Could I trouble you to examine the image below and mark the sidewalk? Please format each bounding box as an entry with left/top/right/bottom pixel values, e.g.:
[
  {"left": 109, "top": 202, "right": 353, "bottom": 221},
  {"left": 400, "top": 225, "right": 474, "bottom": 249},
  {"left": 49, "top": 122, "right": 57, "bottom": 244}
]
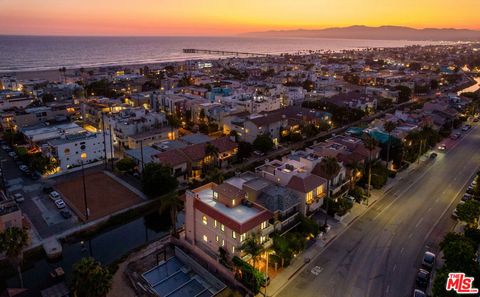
[{"left": 263, "top": 154, "right": 431, "bottom": 297}]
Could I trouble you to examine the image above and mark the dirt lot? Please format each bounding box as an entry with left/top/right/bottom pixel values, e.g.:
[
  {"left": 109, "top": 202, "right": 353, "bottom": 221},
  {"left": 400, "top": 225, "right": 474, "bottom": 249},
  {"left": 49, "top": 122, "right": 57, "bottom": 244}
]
[{"left": 55, "top": 171, "right": 143, "bottom": 221}]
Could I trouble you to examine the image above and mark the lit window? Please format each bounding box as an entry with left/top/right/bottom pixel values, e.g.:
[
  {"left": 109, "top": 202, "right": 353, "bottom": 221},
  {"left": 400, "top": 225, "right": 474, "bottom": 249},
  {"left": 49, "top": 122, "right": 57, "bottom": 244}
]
[
  {"left": 232, "top": 246, "right": 235, "bottom": 253},
  {"left": 221, "top": 239, "right": 225, "bottom": 247},
  {"left": 202, "top": 215, "right": 208, "bottom": 225},
  {"left": 214, "top": 220, "right": 217, "bottom": 228},
  {"left": 232, "top": 199, "right": 236, "bottom": 206},
  {"left": 203, "top": 235, "right": 208, "bottom": 242},
  {"left": 232, "top": 231, "right": 237, "bottom": 239},
  {"left": 260, "top": 236, "right": 266, "bottom": 243},
  {"left": 261, "top": 221, "right": 268, "bottom": 230},
  {"left": 306, "top": 191, "right": 313, "bottom": 204},
  {"left": 213, "top": 192, "right": 218, "bottom": 199},
  {"left": 240, "top": 233, "right": 246, "bottom": 242},
  {"left": 216, "top": 235, "right": 219, "bottom": 242},
  {"left": 221, "top": 224, "right": 225, "bottom": 232}
]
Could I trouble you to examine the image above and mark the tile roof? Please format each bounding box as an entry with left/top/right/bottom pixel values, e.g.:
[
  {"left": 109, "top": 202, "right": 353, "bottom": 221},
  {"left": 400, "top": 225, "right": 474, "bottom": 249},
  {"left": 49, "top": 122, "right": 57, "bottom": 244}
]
[{"left": 286, "top": 174, "right": 327, "bottom": 193}]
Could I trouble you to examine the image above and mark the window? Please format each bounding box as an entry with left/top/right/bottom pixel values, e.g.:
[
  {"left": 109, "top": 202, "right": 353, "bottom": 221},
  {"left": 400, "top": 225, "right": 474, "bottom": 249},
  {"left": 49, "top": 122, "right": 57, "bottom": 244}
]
[
  {"left": 306, "top": 191, "right": 313, "bottom": 204},
  {"left": 213, "top": 192, "right": 218, "bottom": 200},
  {"left": 64, "top": 148, "right": 70, "bottom": 155},
  {"left": 232, "top": 231, "right": 237, "bottom": 239},
  {"left": 214, "top": 220, "right": 217, "bottom": 228},
  {"left": 203, "top": 235, "right": 208, "bottom": 242},
  {"left": 221, "top": 239, "right": 225, "bottom": 247},
  {"left": 261, "top": 221, "right": 268, "bottom": 230},
  {"left": 232, "top": 246, "right": 235, "bottom": 253},
  {"left": 202, "top": 215, "right": 207, "bottom": 225},
  {"left": 260, "top": 235, "right": 266, "bottom": 244},
  {"left": 216, "top": 235, "right": 219, "bottom": 242},
  {"left": 232, "top": 199, "right": 236, "bottom": 206},
  {"left": 221, "top": 224, "right": 225, "bottom": 232},
  {"left": 240, "top": 233, "right": 246, "bottom": 242}
]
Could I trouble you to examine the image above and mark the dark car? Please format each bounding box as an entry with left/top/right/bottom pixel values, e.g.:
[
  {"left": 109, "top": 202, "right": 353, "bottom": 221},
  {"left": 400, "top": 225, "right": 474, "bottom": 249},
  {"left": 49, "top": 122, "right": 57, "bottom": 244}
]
[
  {"left": 43, "top": 186, "right": 54, "bottom": 194},
  {"left": 60, "top": 210, "right": 72, "bottom": 219},
  {"left": 422, "top": 251, "right": 436, "bottom": 270},
  {"left": 30, "top": 172, "right": 41, "bottom": 180},
  {"left": 413, "top": 289, "right": 426, "bottom": 297},
  {"left": 429, "top": 152, "right": 437, "bottom": 159},
  {"left": 416, "top": 269, "right": 430, "bottom": 288}
]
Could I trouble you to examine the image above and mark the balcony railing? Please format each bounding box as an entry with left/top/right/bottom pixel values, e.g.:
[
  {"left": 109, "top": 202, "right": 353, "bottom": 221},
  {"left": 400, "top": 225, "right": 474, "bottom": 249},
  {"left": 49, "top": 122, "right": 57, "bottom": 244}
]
[
  {"left": 261, "top": 224, "right": 274, "bottom": 236},
  {"left": 262, "top": 239, "right": 273, "bottom": 249}
]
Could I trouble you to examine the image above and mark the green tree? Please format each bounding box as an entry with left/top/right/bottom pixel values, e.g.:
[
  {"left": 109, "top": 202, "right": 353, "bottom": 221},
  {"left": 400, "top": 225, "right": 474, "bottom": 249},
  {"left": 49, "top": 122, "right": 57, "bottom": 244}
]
[
  {"left": 236, "top": 141, "right": 253, "bottom": 162},
  {"left": 440, "top": 232, "right": 477, "bottom": 273},
  {"left": 383, "top": 121, "right": 397, "bottom": 169},
  {"left": 205, "top": 167, "right": 225, "bottom": 184},
  {"left": 204, "top": 142, "right": 219, "bottom": 171},
  {"left": 159, "top": 193, "right": 183, "bottom": 237},
  {"left": 115, "top": 157, "right": 136, "bottom": 173},
  {"left": 272, "top": 235, "right": 292, "bottom": 267},
  {"left": 141, "top": 163, "right": 178, "bottom": 198},
  {"left": 395, "top": 85, "right": 412, "bottom": 103},
  {"left": 362, "top": 134, "right": 378, "bottom": 201},
  {"left": 318, "top": 156, "right": 340, "bottom": 225},
  {"left": 240, "top": 235, "right": 264, "bottom": 268},
  {"left": 70, "top": 257, "right": 112, "bottom": 297},
  {"left": 253, "top": 134, "right": 274, "bottom": 153},
  {"left": 0, "top": 227, "right": 29, "bottom": 288},
  {"left": 456, "top": 200, "right": 480, "bottom": 227}
]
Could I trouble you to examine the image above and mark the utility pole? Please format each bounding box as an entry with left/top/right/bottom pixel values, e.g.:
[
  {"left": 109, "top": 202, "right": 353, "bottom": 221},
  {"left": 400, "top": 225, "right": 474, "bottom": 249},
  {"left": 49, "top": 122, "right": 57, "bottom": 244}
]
[{"left": 101, "top": 112, "right": 107, "bottom": 169}]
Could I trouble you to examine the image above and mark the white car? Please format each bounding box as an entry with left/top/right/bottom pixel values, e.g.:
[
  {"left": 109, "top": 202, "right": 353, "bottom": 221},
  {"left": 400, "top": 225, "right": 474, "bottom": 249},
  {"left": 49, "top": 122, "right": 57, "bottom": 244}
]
[
  {"left": 49, "top": 191, "right": 61, "bottom": 201},
  {"left": 54, "top": 199, "right": 66, "bottom": 209},
  {"left": 19, "top": 165, "right": 29, "bottom": 172},
  {"left": 13, "top": 193, "right": 24, "bottom": 203}
]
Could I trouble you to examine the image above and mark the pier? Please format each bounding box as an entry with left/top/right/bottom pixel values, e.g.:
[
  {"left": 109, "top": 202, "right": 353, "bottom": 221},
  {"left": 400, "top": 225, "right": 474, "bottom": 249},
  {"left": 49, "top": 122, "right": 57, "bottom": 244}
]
[{"left": 183, "top": 48, "right": 273, "bottom": 57}]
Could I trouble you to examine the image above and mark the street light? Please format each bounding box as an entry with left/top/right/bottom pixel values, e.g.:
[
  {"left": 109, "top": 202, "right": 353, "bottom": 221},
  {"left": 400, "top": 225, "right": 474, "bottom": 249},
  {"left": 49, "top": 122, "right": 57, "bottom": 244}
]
[{"left": 80, "top": 152, "right": 89, "bottom": 221}]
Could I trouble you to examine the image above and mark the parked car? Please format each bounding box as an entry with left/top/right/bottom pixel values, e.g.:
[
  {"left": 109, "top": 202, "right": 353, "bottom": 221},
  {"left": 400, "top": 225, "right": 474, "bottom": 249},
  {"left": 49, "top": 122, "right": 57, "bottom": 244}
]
[
  {"left": 13, "top": 193, "right": 25, "bottom": 203},
  {"left": 429, "top": 152, "right": 437, "bottom": 159},
  {"left": 54, "top": 199, "right": 66, "bottom": 209},
  {"left": 462, "top": 125, "right": 471, "bottom": 131},
  {"left": 413, "top": 289, "right": 426, "bottom": 297},
  {"left": 29, "top": 172, "right": 41, "bottom": 180},
  {"left": 462, "top": 193, "right": 474, "bottom": 201},
  {"left": 450, "top": 133, "right": 460, "bottom": 140},
  {"left": 60, "top": 210, "right": 72, "bottom": 219},
  {"left": 473, "top": 118, "right": 479, "bottom": 122},
  {"left": 253, "top": 150, "right": 265, "bottom": 157},
  {"left": 452, "top": 208, "right": 459, "bottom": 219},
  {"left": 8, "top": 151, "right": 17, "bottom": 158},
  {"left": 466, "top": 186, "right": 475, "bottom": 195},
  {"left": 19, "top": 165, "right": 29, "bottom": 172},
  {"left": 416, "top": 269, "right": 430, "bottom": 288},
  {"left": 49, "top": 191, "right": 61, "bottom": 201},
  {"left": 43, "top": 186, "right": 54, "bottom": 194},
  {"left": 1, "top": 145, "right": 11, "bottom": 151},
  {"left": 345, "top": 195, "right": 356, "bottom": 203},
  {"left": 422, "top": 251, "right": 436, "bottom": 270}
]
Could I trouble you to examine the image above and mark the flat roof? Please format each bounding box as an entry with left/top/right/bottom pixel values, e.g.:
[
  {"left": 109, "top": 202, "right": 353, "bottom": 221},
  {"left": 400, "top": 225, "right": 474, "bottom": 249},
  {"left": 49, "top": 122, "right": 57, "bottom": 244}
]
[{"left": 197, "top": 188, "right": 260, "bottom": 224}]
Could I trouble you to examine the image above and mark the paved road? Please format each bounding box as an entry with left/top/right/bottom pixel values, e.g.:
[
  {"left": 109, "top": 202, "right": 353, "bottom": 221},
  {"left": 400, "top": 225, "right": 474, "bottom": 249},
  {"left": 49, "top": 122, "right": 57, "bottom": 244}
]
[{"left": 277, "top": 125, "right": 480, "bottom": 297}]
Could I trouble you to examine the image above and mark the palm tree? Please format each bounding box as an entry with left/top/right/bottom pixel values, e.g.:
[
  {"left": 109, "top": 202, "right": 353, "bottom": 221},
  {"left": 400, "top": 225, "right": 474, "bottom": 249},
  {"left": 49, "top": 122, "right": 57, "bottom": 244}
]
[
  {"left": 363, "top": 134, "right": 378, "bottom": 204},
  {"left": 318, "top": 156, "right": 341, "bottom": 226},
  {"left": 346, "top": 161, "right": 363, "bottom": 189},
  {"left": 205, "top": 167, "right": 225, "bottom": 184},
  {"left": 204, "top": 142, "right": 219, "bottom": 171},
  {"left": 240, "top": 235, "right": 263, "bottom": 269},
  {"left": 70, "top": 257, "right": 112, "bottom": 297},
  {"left": 383, "top": 121, "right": 397, "bottom": 169},
  {"left": 0, "top": 227, "right": 29, "bottom": 288},
  {"left": 58, "top": 67, "right": 66, "bottom": 83},
  {"left": 159, "top": 193, "right": 183, "bottom": 237}
]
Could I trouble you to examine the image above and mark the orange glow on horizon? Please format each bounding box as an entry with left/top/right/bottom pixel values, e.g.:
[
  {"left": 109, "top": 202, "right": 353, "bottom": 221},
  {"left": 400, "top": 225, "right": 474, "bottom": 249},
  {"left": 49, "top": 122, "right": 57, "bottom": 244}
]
[{"left": 1, "top": 0, "right": 480, "bottom": 36}]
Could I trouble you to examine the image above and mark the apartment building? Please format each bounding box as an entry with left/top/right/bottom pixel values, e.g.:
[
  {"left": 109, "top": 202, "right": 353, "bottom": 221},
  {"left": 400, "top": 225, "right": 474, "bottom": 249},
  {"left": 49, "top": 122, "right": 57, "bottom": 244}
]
[{"left": 185, "top": 182, "right": 273, "bottom": 258}]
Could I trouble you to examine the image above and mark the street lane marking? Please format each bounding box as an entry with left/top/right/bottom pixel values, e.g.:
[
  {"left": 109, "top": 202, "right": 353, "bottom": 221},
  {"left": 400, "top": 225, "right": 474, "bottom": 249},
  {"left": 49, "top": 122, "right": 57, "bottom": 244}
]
[
  {"left": 415, "top": 218, "right": 424, "bottom": 228},
  {"left": 427, "top": 207, "right": 432, "bottom": 212},
  {"left": 311, "top": 266, "right": 323, "bottom": 276},
  {"left": 409, "top": 233, "right": 413, "bottom": 239},
  {"left": 386, "top": 285, "right": 390, "bottom": 295},
  {"left": 393, "top": 264, "right": 397, "bottom": 272},
  {"left": 400, "top": 247, "right": 405, "bottom": 254}
]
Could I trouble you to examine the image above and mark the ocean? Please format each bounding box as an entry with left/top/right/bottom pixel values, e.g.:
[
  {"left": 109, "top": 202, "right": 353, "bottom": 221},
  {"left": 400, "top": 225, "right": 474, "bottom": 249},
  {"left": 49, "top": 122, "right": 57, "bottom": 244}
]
[{"left": 0, "top": 35, "right": 442, "bottom": 73}]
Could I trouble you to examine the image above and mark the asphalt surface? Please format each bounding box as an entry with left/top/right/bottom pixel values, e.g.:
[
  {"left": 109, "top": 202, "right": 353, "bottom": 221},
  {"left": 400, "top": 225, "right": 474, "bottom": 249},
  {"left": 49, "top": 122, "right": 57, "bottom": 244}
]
[
  {"left": 0, "top": 146, "right": 78, "bottom": 238},
  {"left": 276, "top": 125, "right": 480, "bottom": 297}
]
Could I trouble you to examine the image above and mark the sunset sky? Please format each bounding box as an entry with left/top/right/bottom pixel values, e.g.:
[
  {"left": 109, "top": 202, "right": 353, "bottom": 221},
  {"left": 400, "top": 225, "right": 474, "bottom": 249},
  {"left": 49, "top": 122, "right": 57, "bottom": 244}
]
[{"left": 1, "top": 0, "right": 480, "bottom": 36}]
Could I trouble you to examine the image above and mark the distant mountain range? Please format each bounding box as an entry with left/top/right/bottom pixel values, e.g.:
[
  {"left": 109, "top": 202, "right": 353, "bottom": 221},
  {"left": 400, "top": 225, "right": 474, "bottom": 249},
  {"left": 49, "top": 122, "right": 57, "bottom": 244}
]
[{"left": 242, "top": 25, "right": 480, "bottom": 41}]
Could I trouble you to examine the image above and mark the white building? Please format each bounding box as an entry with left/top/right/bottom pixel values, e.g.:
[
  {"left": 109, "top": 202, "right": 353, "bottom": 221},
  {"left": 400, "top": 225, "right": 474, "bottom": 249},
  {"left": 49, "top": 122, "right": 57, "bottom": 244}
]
[{"left": 44, "top": 131, "right": 113, "bottom": 171}]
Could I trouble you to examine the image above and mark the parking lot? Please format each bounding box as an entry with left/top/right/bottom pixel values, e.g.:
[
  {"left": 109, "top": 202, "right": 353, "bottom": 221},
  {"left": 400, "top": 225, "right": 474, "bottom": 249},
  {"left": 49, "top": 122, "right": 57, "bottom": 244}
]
[{"left": 0, "top": 142, "right": 78, "bottom": 238}]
